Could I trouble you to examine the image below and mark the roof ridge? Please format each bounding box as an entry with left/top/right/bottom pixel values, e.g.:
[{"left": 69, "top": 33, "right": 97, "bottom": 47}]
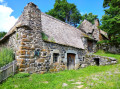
[{"left": 41, "top": 12, "right": 81, "bottom": 31}]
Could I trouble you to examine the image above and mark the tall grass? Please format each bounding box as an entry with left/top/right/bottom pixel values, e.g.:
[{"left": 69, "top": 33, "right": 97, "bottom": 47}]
[{"left": 0, "top": 48, "right": 14, "bottom": 68}]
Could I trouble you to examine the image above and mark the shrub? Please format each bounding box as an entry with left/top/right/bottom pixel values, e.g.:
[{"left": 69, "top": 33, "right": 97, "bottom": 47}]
[{"left": 0, "top": 48, "right": 14, "bottom": 68}]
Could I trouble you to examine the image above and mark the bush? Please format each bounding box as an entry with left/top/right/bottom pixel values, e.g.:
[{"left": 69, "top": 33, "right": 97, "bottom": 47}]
[{"left": 0, "top": 48, "right": 14, "bottom": 68}]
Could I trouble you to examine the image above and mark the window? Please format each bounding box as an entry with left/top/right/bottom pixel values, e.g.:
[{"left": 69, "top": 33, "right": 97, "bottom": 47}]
[
  {"left": 83, "top": 57, "right": 84, "bottom": 61},
  {"left": 53, "top": 53, "right": 59, "bottom": 63}
]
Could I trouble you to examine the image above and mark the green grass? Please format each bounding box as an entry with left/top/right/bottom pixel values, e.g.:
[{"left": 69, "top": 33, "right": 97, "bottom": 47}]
[
  {"left": 0, "top": 50, "right": 120, "bottom": 89},
  {"left": 94, "top": 50, "right": 120, "bottom": 63},
  {"left": 0, "top": 48, "right": 14, "bottom": 68}
]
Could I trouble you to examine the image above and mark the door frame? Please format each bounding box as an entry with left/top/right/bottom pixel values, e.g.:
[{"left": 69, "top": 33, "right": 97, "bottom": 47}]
[
  {"left": 87, "top": 39, "right": 93, "bottom": 52},
  {"left": 67, "top": 53, "right": 76, "bottom": 70},
  {"left": 63, "top": 50, "right": 79, "bottom": 69}
]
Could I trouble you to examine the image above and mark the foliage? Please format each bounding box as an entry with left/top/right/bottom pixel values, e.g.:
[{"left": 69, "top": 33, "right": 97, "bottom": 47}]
[
  {"left": 41, "top": 32, "right": 48, "bottom": 41},
  {"left": 0, "top": 32, "right": 6, "bottom": 39},
  {"left": 100, "top": 0, "right": 120, "bottom": 43},
  {"left": 0, "top": 48, "right": 14, "bottom": 68},
  {"left": 0, "top": 51, "right": 120, "bottom": 89},
  {"left": 46, "top": 0, "right": 81, "bottom": 27},
  {"left": 81, "top": 13, "right": 98, "bottom": 24},
  {"left": 97, "top": 40, "right": 110, "bottom": 44}
]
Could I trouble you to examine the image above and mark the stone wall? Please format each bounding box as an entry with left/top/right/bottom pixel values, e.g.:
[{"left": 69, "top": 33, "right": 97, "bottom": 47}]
[
  {"left": 82, "top": 37, "right": 97, "bottom": 53},
  {"left": 81, "top": 54, "right": 117, "bottom": 68},
  {"left": 97, "top": 43, "right": 120, "bottom": 54},
  {"left": 0, "top": 29, "right": 20, "bottom": 53},
  {"left": 19, "top": 40, "right": 85, "bottom": 73}
]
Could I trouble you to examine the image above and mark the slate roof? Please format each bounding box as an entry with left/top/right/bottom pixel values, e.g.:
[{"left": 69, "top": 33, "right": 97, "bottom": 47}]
[{"left": 0, "top": 2, "right": 85, "bottom": 49}]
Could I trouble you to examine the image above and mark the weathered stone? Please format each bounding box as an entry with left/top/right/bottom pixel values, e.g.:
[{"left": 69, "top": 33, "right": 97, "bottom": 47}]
[
  {"left": 53, "top": 62, "right": 59, "bottom": 66},
  {"left": 16, "top": 51, "right": 20, "bottom": 56},
  {"left": 97, "top": 44, "right": 120, "bottom": 54},
  {"left": 20, "top": 50, "right": 26, "bottom": 55},
  {"left": 76, "top": 85, "right": 83, "bottom": 89},
  {"left": 36, "top": 59, "right": 45, "bottom": 63},
  {"left": 19, "top": 64, "right": 26, "bottom": 68},
  {"left": 27, "top": 51, "right": 31, "bottom": 55},
  {"left": 30, "top": 63, "right": 35, "bottom": 67},
  {"left": 31, "top": 45, "right": 35, "bottom": 50},
  {"left": 42, "top": 49, "right": 46, "bottom": 51},
  {"left": 21, "top": 42, "right": 26, "bottom": 45},
  {"left": 17, "top": 59, "right": 25, "bottom": 64},
  {"left": 62, "top": 83, "right": 68, "bottom": 87},
  {"left": 29, "top": 59, "right": 35, "bottom": 63},
  {"left": 22, "top": 38, "right": 31, "bottom": 42},
  {"left": 40, "top": 71, "right": 46, "bottom": 74},
  {"left": 26, "top": 67, "right": 35, "bottom": 73},
  {"left": 54, "top": 69, "right": 58, "bottom": 72},
  {"left": 22, "top": 35, "right": 27, "bottom": 38},
  {"left": 81, "top": 64, "right": 88, "bottom": 68},
  {"left": 49, "top": 69, "right": 54, "bottom": 72},
  {"left": 20, "top": 55, "right": 30, "bottom": 58},
  {"left": 19, "top": 68, "right": 25, "bottom": 72},
  {"left": 20, "top": 46, "right": 29, "bottom": 50}
]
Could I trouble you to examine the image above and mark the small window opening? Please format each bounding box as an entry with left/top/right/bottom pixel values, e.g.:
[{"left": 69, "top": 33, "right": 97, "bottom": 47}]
[
  {"left": 83, "top": 57, "right": 84, "bottom": 61},
  {"left": 53, "top": 53, "right": 59, "bottom": 63}
]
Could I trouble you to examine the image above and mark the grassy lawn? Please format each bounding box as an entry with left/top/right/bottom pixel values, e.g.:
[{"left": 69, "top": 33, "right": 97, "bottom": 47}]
[{"left": 0, "top": 51, "right": 120, "bottom": 89}]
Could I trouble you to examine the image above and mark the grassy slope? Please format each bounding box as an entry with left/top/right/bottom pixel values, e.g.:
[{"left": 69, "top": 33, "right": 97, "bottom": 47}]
[{"left": 0, "top": 51, "right": 120, "bottom": 89}]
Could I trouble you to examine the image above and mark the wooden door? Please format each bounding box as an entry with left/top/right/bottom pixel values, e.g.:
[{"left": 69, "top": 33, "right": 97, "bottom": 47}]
[
  {"left": 88, "top": 40, "right": 93, "bottom": 52},
  {"left": 67, "top": 53, "right": 75, "bottom": 70}
]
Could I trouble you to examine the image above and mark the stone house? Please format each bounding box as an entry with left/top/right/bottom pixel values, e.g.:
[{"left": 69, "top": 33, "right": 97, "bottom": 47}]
[
  {"left": 78, "top": 19, "right": 108, "bottom": 53},
  {"left": 0, "top": 3, "right": 116, "bottom": 73}
]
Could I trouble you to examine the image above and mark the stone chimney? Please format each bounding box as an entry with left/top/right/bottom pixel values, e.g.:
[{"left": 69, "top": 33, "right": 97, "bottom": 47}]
[
  {"left": 20, "top": 2, "right": 41, "bottom": 30},
  {"left": 94, "top": 19, "right": 99, "bottom": 27},
  {"left": 16, "top": 2, "right": 43, "bottom": 73}
]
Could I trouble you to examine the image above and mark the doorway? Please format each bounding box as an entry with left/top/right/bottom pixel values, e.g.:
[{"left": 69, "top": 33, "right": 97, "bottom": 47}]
[
  {"left": 94, "top": 58, "right": 99, "bottom": 66},
  {"left": 67, "top": 53, "right": 75, "bottom": 70},
  {"left": 87, "top": 40, "right": 93, "bottom": 52}
]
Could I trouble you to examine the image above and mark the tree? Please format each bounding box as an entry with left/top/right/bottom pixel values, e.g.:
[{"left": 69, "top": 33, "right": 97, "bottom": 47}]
[
  {"left": 80, "top": 13, "right": 98, "bottom": 24},
  {"left": 46, "top": 0, "right": 81, "bottom": 27},
  {"left": 100, "top": 0, "right": 120, "bottom": 43},
  {"left": 0, "top": 32, "right": 6, "bottom": 39}
]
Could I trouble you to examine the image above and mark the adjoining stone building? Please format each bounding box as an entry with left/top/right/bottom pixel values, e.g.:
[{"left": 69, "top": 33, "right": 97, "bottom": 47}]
[
  {"left": 78, "top": 19, "right": 108, "bottom": 53},
  {"left": 0, "top": 3, "right": 116, "bottom": 73}
]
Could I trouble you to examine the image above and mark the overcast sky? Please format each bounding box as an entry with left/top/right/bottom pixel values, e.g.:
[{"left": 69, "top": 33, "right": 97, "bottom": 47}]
[{"left": 0, "top": 0, "right": 104, "bottom": 32}]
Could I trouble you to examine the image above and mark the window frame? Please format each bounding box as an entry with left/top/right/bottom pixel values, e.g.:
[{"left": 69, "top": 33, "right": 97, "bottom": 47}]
[{"left": 53, "top": 53, "right": 59, "bottom": 63}]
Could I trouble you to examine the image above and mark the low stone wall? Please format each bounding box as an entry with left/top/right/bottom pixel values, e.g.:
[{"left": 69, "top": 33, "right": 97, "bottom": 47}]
[
  {"left": 97, "top": 43, "right": 120, "bottom": 54},
  {"left": 80, "top": 54, "right": 117, "bottom": 68}
]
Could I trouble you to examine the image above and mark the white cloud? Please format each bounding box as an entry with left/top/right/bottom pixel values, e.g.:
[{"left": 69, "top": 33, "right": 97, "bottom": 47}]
[
  {"left": 0, "top": 0, "right": 3, "bottom": 3},
  {"left": 0, "top": 5, "right": 18, "bottom": 32}
]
